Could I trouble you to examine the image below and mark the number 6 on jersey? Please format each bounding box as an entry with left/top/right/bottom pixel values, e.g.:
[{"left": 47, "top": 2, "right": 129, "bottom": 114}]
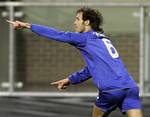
[{"left": 102, "top": 38, "right": 119, "bottom": 59}]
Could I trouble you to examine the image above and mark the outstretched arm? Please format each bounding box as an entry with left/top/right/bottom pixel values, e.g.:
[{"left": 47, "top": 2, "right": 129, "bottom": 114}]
[{"left": 7, "top": 20, "right": 86, "bottom": 47}]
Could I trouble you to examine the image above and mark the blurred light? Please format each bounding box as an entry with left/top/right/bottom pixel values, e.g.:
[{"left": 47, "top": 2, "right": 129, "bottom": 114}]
[
  {"left": 1, "top": 82, "right": 23, "bottom": 88},
  {"left": 1, "top": 11, "right": 24, "bottom": 18}
]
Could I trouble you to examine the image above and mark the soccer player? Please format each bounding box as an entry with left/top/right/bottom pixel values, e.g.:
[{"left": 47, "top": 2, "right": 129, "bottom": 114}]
[{"left": 7, "top": 7, "right": 143, "bottom": 117}]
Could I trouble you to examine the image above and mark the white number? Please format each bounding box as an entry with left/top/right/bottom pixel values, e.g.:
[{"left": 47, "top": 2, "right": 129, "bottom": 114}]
[{"left": 102, "top": 38, "right": 119, "bottom": 58}]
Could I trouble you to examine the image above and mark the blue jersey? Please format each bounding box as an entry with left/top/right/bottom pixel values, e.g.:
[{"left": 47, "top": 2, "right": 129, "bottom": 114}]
[{"left": 31, "top": 24, "right": 137, "bottom": 91}]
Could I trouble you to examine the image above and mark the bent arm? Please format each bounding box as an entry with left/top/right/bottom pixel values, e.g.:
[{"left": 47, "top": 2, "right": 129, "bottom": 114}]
[
  {"left": 68, "top": 66, "right": 92, "bottom": 84},
  {"left": 31, "top": 24, "right": 86, "bottom": 46}
]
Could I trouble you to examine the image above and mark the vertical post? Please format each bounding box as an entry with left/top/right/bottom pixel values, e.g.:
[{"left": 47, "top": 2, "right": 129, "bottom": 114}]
[
  {"left": 139, "top": 6, "right": 145, "bottom": 96},
  {"left": 8, "top": 5, "right": 15, "bottom": 94},
  {"left": 144, "top": 9, "right": 150, "bottom": 92}
]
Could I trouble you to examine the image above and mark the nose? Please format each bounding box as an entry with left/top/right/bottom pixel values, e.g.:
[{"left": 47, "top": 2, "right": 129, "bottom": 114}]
[{"left": 74, "top": 20, "right": 77, "bottom": 25}]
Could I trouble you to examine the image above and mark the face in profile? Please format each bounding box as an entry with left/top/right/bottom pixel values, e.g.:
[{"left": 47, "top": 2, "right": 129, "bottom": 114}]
[{"left": 74, "top": 12, "right": 86, "bottom": 33}]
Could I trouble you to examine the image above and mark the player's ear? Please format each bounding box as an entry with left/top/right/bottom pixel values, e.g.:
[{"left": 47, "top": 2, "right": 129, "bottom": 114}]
[{"left": 84, "top": 20, "right": 90, "bottom": 26}]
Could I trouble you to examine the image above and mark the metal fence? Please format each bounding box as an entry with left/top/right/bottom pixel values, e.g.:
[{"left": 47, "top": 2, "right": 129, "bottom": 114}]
[{"left": 0, "top": 2, "right": 150, "bottom": 97}]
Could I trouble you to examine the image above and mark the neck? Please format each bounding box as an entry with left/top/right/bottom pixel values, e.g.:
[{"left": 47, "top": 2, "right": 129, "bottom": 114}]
[{"left": 83, "top": 26, "right": 92, "bottom": 32}]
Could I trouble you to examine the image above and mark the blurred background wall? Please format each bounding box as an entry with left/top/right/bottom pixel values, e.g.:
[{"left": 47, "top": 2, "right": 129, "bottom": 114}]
[
  {"left": 1, "top": 1, "right": 150, "bottom": 117},
  {"left": 0, "top": 0, "right": 150, "bottom": 93}
]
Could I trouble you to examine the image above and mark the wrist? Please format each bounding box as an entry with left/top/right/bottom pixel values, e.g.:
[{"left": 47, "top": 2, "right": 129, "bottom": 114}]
[
  {"left": 25, "top": 23, "right": 31, "bottom": 29},
  {"left": 68, "top": 76, "right": 75, "bottom": 85},
  {"left": 66, "top": 78, "right": 71, "bottom": 85}
]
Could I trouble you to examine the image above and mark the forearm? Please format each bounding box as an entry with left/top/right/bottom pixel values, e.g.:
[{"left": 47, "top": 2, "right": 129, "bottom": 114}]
[
  {"left": 30, "top": 24, "right": 72, "bottom": 43},
  {"left": 68, "top": 66, "right": 91, "bottom": 85}
]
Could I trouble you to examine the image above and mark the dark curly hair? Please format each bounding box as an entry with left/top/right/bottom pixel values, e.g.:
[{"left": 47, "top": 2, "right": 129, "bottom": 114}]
[{"left": 76, "top": 7, "right": 104, "bottom": 33}]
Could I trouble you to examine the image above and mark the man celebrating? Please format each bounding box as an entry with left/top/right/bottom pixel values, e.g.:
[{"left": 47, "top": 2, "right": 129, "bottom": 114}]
[{"left": 7, "top": 7, "right": 143, "bottom": 117}]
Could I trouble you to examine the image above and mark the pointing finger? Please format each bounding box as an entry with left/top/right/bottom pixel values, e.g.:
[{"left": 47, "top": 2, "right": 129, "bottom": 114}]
[
  {"left": 6, "top": 20, "right": 15, "bottom": 24},
  {"left": 50, "top": 81, "right": 60, "bottom": 85}
]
